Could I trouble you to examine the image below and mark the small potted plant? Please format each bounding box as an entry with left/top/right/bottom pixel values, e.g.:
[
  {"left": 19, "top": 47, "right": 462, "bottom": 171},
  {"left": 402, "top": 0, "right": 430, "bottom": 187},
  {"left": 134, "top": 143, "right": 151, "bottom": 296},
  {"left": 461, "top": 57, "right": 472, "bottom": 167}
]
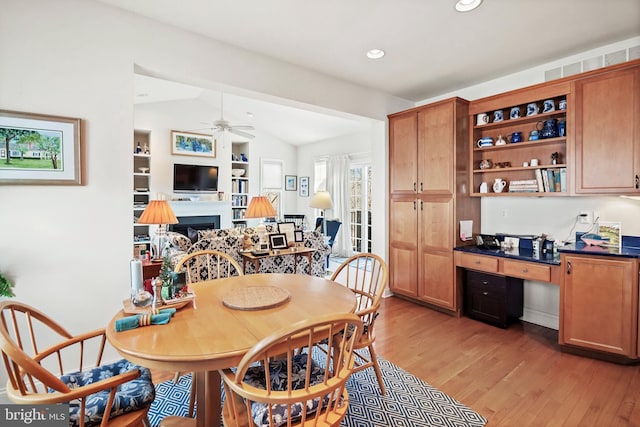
[{"left": 0, "top": 272, "right": 14, "bottom": 298}]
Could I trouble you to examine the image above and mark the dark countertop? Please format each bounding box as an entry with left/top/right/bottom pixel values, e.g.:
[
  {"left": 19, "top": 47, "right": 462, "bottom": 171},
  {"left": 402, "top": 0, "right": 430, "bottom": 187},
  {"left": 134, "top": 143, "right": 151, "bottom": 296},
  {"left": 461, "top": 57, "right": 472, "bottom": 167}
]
[
  {"left": 558, "top": 235, "right": 640, "bottom": 259},
  {"left": 456, "top": 236, "right": 640, "bottom": 262},
  {"left": 454, "top": 245, "right": 561, "bottom": 265}
]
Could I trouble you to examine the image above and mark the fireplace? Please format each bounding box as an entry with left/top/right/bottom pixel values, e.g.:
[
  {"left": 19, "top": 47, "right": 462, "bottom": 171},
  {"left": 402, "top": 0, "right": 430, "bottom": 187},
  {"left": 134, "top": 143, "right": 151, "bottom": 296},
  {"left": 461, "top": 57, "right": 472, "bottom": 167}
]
[{"left": 169, "top": 215, "right": 220, "bottom": 235}]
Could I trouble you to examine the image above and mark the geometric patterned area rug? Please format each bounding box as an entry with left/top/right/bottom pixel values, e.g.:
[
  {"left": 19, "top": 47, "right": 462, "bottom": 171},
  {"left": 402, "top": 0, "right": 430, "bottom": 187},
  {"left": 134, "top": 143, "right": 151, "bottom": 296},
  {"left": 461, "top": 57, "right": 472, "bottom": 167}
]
[{"left": 148, "top": 350, "right": 487, "bottom": 427}]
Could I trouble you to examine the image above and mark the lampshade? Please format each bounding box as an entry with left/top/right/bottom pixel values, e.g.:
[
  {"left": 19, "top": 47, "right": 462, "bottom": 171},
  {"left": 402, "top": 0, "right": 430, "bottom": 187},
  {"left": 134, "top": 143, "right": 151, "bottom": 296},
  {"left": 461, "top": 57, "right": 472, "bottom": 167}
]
[
  {"left": 138, "top": 200, "right": 178, "bottom": 225},
  {"left": 310, "top": 191, "right": 333, "bottom": 210},
  {"left": 244, "top": 196, "right": 277, "bottom": 219}
]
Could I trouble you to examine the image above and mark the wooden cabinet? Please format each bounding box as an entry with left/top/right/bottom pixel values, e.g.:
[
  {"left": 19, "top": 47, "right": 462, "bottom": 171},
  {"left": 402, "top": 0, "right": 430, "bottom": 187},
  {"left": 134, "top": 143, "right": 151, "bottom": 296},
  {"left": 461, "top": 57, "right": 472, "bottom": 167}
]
[
  {"left": 468, "top": 81, "right": 571, "bottom": 196},
  {"left": 560, "top": 253, "right": 638, "bottom": 358},
  {"left": 388, "top": 98, "right": 479, "bottom": 313},
  {"left": 464, "top": 270, "right": 523, "bottom": 328},
  {"left": 572, "top": 61, "right": 640, "bottom": 194}
]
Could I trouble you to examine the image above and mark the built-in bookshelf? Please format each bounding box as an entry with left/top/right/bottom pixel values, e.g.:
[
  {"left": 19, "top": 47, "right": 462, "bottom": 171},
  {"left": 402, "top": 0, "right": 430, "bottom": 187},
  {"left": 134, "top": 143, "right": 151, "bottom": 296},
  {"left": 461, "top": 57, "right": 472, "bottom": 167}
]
[
  {"left": 133, "top": 129, "right": 151, "bottom": 257},
  {"left": 231, "top": 141, "right": 250, "bottom": 225}
]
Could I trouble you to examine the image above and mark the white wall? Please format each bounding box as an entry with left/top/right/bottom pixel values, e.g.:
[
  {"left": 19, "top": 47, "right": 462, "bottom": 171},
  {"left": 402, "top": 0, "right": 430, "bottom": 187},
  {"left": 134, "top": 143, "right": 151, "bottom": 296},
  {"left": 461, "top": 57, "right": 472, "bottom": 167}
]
[{"left": 0, "top": 0, "right": 406, "bottom": 395}]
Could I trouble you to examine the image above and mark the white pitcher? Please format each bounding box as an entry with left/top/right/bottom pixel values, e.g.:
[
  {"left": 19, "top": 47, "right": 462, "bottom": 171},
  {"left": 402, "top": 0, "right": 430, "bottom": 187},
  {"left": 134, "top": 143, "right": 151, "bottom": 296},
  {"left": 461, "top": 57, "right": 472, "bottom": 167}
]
[{"left": 493, "top": 178, "right": 507, "bottom": 193}]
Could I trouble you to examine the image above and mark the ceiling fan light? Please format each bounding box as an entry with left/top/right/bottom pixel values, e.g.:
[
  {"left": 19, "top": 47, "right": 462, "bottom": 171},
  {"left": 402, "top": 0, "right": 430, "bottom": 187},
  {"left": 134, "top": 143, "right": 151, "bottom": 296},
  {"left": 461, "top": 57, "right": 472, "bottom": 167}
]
[
  {"left": 455, "top": 0, "right": 482, "bottom": 12},
  {"left": 366, "top": 49, "right": 385, "bottom": 60}
]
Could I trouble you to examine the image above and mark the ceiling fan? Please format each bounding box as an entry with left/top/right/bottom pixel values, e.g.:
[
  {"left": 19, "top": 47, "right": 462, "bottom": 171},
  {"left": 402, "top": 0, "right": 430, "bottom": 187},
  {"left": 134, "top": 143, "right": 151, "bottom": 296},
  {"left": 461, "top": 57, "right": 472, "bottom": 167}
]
[{"left": 198, "top": 93, "right": 255, "bottom": 139}]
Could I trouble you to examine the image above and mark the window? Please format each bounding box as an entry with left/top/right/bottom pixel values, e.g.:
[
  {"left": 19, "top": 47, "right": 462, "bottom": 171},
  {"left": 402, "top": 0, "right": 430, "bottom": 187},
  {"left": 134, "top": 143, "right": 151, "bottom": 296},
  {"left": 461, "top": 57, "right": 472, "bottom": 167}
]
[{"left": 313, "top": 160, "right": 327, "bottom": 193}]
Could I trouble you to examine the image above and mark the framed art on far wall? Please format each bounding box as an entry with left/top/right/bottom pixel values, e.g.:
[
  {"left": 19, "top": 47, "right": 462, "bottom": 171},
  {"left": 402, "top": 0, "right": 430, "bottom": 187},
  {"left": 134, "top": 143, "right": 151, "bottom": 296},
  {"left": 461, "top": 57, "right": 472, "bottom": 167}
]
[
  {"left": 171, "top": 130, "right": 216, "bottom": 158},
  {"left": 299, "top": 176, "right": 309, "bottom": 197},
  {"left": 0, "top": 110, "right": 83, "bottom": 185},
  {"left": 285, "top": 175, "right": 297, "bottom": 191}
]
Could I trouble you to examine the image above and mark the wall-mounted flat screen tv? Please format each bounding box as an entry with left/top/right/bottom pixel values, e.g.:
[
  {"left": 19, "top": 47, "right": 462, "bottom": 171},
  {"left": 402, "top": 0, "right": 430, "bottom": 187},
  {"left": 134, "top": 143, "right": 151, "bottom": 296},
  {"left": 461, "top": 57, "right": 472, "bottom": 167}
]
[{"left": 173, "top": 163, "right": 219, "bottom": 193}]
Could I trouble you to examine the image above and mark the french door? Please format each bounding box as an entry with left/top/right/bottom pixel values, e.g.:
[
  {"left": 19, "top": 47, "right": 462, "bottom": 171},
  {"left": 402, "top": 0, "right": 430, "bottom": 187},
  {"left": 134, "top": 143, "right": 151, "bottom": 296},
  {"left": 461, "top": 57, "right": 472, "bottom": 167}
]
[{"left": 349, "top": 163, "right": 371, "bottom": 253}]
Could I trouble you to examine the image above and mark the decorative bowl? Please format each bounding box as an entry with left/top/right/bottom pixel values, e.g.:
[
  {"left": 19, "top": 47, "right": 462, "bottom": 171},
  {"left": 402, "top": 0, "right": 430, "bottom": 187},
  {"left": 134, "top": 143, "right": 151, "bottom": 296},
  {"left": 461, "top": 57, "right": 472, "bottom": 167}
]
[{"left": 231, "top": 169, "right": 245, "bottom": 177}]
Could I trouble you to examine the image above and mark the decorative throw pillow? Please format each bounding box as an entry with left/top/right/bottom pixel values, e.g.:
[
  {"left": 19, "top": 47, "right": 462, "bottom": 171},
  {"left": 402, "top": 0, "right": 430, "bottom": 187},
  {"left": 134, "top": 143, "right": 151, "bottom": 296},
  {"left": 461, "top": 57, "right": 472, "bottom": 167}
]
[
  {"left": 242, "top": 353, "right": 328, "bottom": 427},
  {"left": 187, "top": 227, "right": 199, "bottom": 244}
]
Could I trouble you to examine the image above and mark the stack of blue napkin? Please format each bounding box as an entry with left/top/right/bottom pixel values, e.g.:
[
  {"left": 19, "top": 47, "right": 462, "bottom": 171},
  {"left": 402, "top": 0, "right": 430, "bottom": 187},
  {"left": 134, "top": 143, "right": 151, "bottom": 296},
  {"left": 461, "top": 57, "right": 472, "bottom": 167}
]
[{"left": 115, "top": 308, "right": 177, "bottom": 332}]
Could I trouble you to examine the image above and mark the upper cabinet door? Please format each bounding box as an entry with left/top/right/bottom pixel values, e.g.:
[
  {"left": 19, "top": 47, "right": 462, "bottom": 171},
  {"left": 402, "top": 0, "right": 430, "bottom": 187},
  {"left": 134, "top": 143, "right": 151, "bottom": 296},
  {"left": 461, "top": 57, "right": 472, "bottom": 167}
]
[
  {"left": 573, "top": 65, "right": 640, "bottom": 194},
  {"left": 418, "top": 101, "right": 455, "bottom": 194},
  {"left": 389, "top": 111, "right": 418, "bottom": 194}
]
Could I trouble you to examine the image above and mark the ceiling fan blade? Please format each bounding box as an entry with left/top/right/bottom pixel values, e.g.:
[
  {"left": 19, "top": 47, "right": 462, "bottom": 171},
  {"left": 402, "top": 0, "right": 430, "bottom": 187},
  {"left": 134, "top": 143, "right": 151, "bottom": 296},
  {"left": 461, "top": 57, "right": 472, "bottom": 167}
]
[
  {"left": 230, "top": 125, "right": 255, "bottom": 130},
  {"left": 228, "top": 128, "right": 255, "bottom": 139}
]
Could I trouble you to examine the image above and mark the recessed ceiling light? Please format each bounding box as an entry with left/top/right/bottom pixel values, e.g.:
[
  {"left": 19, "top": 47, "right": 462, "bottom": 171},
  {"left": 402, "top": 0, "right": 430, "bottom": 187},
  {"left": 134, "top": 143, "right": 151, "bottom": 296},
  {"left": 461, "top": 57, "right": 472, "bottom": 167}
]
[
  {"left": 455, "top": 0, "right": 482, "bottom": 12},
  {"left": 366, "top": 49, "right": 385, "bottom": 60},
  {"left": 246, "top": 112, "right": 253, "bottom": 118}
]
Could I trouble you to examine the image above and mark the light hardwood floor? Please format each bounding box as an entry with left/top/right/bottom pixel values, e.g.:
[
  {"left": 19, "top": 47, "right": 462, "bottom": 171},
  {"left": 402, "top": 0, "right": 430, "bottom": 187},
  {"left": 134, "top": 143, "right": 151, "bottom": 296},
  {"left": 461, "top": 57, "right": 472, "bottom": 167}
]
[
  {"left": 374, "top": 296, "right": 640, "bottom": 426},
  {"left": 151, "top": 296, "right": 640, "bottom": 426}
]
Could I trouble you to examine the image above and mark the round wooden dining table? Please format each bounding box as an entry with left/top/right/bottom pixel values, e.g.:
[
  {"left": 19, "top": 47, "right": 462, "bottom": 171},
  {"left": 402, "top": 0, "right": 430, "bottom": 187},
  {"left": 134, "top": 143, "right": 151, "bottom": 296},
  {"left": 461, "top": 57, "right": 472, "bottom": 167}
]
[{"left": 106, "top": 273, "right": 357, "bottom": 427}]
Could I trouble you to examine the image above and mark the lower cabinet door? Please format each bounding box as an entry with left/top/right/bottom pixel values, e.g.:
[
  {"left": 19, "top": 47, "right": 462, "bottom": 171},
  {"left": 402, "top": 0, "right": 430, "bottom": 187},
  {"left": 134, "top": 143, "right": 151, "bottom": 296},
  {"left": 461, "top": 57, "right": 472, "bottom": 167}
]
[{"left": 561, "top": 254, "right": 637, "bottom": 357}]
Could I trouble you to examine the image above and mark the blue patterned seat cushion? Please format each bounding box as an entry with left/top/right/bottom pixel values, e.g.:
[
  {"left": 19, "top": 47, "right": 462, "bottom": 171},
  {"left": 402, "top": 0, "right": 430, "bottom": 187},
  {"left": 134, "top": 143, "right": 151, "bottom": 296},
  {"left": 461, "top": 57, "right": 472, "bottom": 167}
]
[
  {"left": 57, "top": 359, "right": 155, "bottom": 427},
  {"left": 242, "top": 353, "right": 327, "bottom": 427}
]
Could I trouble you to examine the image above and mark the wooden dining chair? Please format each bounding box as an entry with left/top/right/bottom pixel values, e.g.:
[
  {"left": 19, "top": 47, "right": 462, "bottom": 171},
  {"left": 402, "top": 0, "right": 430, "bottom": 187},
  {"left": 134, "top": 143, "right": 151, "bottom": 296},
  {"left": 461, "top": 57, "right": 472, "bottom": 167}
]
[
  {"left": 0, "top": 301, "right": 155, "bottom": 427},
  {"left": 330, "top": 253, "right": 388, "bottom": 394},
  {"left": 174, "top": 249, "right": 244, "bottom": 284},
  {"left": 171, "top": 249, "right": 244, "bottom": 419},
  {"left": 220, "top": 313, "right": 363, "bottom": 427}
]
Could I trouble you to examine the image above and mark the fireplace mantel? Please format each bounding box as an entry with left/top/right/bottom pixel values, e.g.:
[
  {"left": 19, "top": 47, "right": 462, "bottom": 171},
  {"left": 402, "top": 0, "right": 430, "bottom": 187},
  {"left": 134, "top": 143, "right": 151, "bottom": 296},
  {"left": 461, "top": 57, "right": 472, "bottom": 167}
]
[{"left": 169, "top": 201, "right": 232, "bottom": 229}]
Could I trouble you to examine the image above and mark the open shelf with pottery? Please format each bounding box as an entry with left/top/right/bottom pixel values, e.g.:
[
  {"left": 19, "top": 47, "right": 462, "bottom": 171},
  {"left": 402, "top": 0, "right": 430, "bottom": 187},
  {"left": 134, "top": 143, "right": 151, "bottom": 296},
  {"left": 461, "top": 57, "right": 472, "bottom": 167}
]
[{"left": 469, "top": 86, "right": 569, "bottom": 197}]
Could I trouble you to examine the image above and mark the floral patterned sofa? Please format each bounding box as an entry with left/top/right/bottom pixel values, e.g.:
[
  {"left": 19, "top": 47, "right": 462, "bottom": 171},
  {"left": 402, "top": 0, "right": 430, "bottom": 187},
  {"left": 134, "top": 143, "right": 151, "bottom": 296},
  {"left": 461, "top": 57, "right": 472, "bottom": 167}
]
[{"left": 166, "top": 224, "right": 330, "bottom": 277}]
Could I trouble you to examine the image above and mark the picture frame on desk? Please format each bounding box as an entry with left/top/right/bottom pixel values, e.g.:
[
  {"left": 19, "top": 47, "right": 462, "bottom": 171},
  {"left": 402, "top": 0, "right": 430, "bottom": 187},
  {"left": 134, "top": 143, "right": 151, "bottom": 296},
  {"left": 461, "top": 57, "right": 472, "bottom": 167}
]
[
  {"left": 278, "top": 222, "right": 296, "bottom": 246},
  {"left": 598, "top": 221, "right": 621, "bottom": 250},
  {"left": 269, "top": 233, "right": 288, "bottom": 250}
]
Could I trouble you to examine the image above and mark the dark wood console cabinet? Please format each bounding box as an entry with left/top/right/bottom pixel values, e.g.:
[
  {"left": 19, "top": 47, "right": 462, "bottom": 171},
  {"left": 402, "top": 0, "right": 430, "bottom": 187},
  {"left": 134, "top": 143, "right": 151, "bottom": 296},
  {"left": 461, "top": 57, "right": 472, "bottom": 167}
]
[{"left": 464, "top": 270, "right": 523, "bottom": 328}]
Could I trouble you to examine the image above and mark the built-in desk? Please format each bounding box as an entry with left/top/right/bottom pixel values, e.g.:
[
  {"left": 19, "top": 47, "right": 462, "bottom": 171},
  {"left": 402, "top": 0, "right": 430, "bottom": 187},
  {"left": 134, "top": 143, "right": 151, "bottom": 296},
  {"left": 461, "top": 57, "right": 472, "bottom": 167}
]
[{"left": 454, "top": 246, "right": 562, "bottom": 284}]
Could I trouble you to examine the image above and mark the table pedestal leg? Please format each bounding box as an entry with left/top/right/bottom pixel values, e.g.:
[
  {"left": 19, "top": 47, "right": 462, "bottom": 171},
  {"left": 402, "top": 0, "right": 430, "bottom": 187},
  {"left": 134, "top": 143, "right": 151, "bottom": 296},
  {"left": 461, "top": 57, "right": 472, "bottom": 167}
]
[{"left": 195, "top": 370, "right": 221, "bottom": 427}]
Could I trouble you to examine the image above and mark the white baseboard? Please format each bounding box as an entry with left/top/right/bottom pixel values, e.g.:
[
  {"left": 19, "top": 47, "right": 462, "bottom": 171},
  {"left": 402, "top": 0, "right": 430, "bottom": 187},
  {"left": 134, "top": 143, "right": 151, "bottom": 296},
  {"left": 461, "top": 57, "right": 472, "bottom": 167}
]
[{"left": 522, "top": 307, "right": 559, "bottom": 330}]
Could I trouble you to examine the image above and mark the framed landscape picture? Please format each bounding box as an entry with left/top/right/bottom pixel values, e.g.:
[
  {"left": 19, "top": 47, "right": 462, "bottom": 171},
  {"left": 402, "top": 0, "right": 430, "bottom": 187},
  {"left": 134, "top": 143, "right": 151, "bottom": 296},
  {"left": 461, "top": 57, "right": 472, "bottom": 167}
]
[
  {"left": 0, "top": 110, "right": 83, "bottom": 185},
  {"left": 171, "top": 130, "right": 216, "bottom": 158},
  {"left": 598, "top": 221, "right": 621, "bottom": 249}
]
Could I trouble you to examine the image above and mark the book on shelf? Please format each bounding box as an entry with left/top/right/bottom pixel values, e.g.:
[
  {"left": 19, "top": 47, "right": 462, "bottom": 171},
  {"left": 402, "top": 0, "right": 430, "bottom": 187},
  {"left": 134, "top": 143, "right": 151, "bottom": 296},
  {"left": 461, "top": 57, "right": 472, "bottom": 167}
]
[
  {"left": 541, "top": 169, "right": 550, "bottom": 192},
  {"left": 559, "top": 168, "right": 567, "bottom": 192},
  {"left": 508, "top": 179, "right": 539, "bottom": 192},
  {"left": 534, "top": 169, "right": 544, "bottom": 192},
  {"left": 546, "top": 169, "right": 556, "bottom": 192}
]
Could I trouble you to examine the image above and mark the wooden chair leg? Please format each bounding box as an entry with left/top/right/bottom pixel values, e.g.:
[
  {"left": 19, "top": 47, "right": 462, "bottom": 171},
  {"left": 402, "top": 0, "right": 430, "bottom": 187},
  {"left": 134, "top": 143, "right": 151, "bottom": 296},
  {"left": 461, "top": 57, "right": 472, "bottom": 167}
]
[
  {"left": 188, "top": 375, "right": 196, "bottom": 418},
  {"left": 368, "top": 344, "right": 386, "bottom": 395},
  {"left": 172, "top": 371, "right": 181, "bottom": 384}
]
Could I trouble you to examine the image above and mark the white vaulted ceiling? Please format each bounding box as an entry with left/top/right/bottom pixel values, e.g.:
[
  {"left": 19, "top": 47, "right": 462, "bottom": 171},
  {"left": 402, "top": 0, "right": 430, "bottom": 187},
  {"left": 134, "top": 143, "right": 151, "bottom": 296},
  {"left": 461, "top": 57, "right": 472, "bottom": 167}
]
[{"left": 106, "top": 0, "right": 639, "bottom": 144}]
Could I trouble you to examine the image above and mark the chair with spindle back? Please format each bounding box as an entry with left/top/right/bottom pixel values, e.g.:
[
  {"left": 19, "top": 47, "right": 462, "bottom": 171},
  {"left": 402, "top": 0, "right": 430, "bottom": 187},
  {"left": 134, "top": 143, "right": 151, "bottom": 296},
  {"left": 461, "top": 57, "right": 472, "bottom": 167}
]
[{"left": 0, "top": 301, "right": 155, "bottom": 427}]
